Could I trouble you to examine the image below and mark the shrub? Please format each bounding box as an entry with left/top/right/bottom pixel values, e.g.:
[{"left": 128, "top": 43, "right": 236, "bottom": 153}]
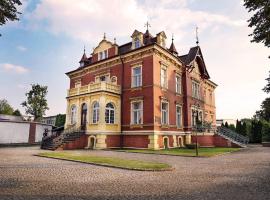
[{"left": 186, "top": 143, "right": 200, "bottom": 149}]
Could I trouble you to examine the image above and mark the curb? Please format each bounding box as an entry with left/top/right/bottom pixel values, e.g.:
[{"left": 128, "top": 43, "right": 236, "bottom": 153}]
[{"left": 34, "top": 154, "right": 174, "bottom": 172}]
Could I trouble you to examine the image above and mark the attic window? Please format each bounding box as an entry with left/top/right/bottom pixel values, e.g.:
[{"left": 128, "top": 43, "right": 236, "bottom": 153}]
[
  {"left": 134, "top": 38, "right": 141, "bottom": 49},
  {"left": 98, "top": 50, "right": 108, "bottom": 61},
  {"left": 80, "top": 62, "right": 84, "bottom": 67}
]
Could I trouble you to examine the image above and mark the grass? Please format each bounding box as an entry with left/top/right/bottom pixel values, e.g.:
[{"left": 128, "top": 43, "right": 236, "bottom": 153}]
[
  {"left": 37, "top": 152, "right": 172, "bottom": 171},
  {"left": 116, "top": 147, "right": 241, "bottom": 157}
]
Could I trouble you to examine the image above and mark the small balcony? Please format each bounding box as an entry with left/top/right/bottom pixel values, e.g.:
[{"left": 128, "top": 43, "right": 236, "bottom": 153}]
[{"left": 67, "top": 82, "right": 121, "bottom": 97}]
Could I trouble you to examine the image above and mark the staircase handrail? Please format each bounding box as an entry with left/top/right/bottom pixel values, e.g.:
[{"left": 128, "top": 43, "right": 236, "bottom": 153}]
[{"left": 216, "top": 126, "right": 249, "bottom": 144}]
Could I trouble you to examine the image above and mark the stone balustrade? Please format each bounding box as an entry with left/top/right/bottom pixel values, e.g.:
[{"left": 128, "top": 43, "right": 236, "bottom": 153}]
[{"left": 67, "top": 82, "right": 121, "bottom": 97}]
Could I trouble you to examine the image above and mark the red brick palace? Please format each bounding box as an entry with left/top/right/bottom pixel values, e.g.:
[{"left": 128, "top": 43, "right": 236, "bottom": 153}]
[{"left": 64, "top": 28, "right": 219, "bottom": 150}]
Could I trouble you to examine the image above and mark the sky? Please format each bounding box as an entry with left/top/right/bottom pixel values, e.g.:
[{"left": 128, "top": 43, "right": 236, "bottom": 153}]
[{"left": 0, "top": 0, "right": 269, "bottom": 120}]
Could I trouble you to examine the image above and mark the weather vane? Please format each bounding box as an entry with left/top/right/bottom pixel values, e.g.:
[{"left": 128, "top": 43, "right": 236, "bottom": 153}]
[
  {"left": 144, "top": 21, "right": 151, "bottom": 30},
  {"left": 196, "top": 26, "right": 199, "bottom": 46}
]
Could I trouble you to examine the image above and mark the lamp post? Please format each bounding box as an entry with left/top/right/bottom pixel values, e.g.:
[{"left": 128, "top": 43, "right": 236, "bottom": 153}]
[{"left": 193, "top": 103, "right": 200, "bottom": 157}]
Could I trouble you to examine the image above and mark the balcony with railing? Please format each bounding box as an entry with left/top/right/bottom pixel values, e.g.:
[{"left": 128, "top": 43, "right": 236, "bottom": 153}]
[{"left": 67, "top": 82, "right": 121, "bottom": 97}]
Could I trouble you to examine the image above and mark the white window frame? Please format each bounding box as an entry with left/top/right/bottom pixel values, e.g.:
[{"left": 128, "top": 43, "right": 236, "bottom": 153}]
[
  {"left": 98, "top": 50, "right": 108, "bottom": 61},
  {"left": 92, "top": 102, "right": 99, "bottom": 124},
  {"left": 161, "top": 66, "right": 168, "bottom": 89},
  {"left": 131, "top": 65, "right": 142, "bottom": 88},
  {"left": 191, "top": 107, "right": 203, "bottom": 127},
  {"left": 175, "top": 75, "right": 181, "bottom": 94},
  {"left": 192, "top": 81, "right": 200, "bottom": 99},
  {"left": 131, "top": 100, "right": 143, "bottom": 125},
  {"left": 176, "top": 105, "right": 182, "bottom": 128},
  {"left": 70, "top": 105, "right": 77, "bottom": 125},
  {"left": 105, "top": 103, "right": 115, "bottom": 124},
  {"left": 75, "top": 81, "right": 81, "bottom": 88},
  {"left": 161, "top": 101, "right": 169, "bottom": 125}
]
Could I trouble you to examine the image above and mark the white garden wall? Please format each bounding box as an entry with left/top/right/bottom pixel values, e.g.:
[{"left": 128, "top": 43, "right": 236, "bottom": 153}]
[{"left": 0, "top": 121, "right": 52, "bottom": 144}]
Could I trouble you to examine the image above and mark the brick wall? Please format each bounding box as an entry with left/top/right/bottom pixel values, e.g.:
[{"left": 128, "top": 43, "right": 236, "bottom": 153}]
[{"left": 123, "top": 135, "right": 149, "bottom": 148}]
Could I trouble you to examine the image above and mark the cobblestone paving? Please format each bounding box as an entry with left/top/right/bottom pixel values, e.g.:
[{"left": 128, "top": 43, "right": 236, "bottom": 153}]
[{"left": 0, "top": 145, "right": 269, "bottom": 200}]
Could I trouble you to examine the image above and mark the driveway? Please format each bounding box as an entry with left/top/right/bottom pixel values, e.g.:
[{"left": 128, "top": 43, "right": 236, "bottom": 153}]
[{"left": 0, "top": 145, "right": 269, "bottom": 200}]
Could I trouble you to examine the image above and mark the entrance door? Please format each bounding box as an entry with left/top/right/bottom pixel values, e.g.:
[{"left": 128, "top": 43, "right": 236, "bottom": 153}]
[
  {"left": 89, "top": 137, "right": 95, "bottom": 149},
  {"left": 164, "top": 137, "right": 169, "bottom": 149},
  {"left": 81, "top": 103, "right": 87, "bottom": 130}
]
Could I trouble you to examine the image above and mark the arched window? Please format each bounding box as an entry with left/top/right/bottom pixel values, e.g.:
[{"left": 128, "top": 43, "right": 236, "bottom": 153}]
[
  {"left": 105, "top": 103, "right": 115, "bottom": 124},
  {"left": 70, "top": 105, "right": 77, "bottom": 124},
  {"left": 92, "top": 102, "right": 99, "bottom": 123}
]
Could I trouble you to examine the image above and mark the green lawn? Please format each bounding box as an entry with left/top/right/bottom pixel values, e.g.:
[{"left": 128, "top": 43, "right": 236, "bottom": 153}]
[
  {"left": 37, "top": 152, "right": 172, "bottom": 171},
  {"left": 116, "top": 147, "right": 241, "bottom": 157}
]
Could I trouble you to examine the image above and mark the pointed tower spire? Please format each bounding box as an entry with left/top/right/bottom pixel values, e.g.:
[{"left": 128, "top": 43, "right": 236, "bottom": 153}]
[
  {"left": 169, "top": 34, "right": 178, "bottom": 55},
  {"left": 196, "top": 26, "right": 199, "bottom": 46},
  {"left": 79, "top": 46, "right": 88, "bottom": 67}
]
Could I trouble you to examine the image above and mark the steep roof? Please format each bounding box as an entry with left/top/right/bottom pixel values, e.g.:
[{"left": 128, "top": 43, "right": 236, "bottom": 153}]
[
  {"left": 79, "top": 52, "right": 88, "bottom": 63},
  {"left": 169, "top": 41, "right": 178, "bottom": 55},
  {"left": 179, "top": 46, "right": 210, "bottom": 79}
]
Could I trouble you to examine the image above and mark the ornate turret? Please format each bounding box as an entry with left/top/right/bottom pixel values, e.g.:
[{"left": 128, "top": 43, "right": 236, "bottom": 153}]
[
  {"left": 169, "top": 34, "right": 178, "bottom": 56},
  {"left": 79, "top": 46, "right": 88, "bottom": 67}
]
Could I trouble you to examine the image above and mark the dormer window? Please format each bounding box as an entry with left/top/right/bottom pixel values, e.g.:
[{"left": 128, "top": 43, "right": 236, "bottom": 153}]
[
  {"left": 98, "top": 50, "right": 108, "bottom": 61},
  {"left": 80, "top": 62, "right": 84, "bottom": 67},
  {"left": 134, "top": 38, "right": 141, "bottom": 49}
]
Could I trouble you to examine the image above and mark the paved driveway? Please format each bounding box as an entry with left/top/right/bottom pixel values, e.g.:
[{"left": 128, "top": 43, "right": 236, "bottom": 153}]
[{"left": 0, "top": 145, "right": 269, "bottom": 200}]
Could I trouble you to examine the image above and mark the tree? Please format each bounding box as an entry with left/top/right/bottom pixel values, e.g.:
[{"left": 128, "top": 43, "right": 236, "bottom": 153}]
[
  {"left": 241, "top": 121, "right": 247, "bottom": 136},
  {"left": 0, "top": 0, "right": 22, "bottom": 36},
  {"left": 263, "top": 71, "right": 270, "bottom": 93},
  {"left": 12, "top": 109, "right": 21, "bottom": 116},
  {"left": 256, "top": 97, "right": 270, "bottom": 121},
  {"left": 21, "top": 84, "right": 49, "bottom": 121},
  {"left": 236, "top": 119, "right": 241, "bottom": 133},
  {"left": 55, "top": 114, "right": 66, "bottom": 127},
  {"left": 228, "top": 124, "right": 236, "bottom": 131},
  {"left": 0, "top": 99, "right": 14, "bottom": 115},
  {"left": 243, "top": 0, "right": 270, "bottom": 48},
  {"left": 250, "top": 120, "right": 262, "bottom": 143},
  {"left": 261, "top": 120, "right": 270, "bottom": 142}
]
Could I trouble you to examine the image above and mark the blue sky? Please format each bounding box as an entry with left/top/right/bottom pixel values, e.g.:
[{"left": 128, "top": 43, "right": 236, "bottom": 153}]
[{"left": 0, "top": 0, "right": 269, "bottom": 119}]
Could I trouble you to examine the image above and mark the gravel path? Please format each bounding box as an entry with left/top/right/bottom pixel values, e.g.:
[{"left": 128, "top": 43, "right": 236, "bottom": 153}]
[{"left": 0, "top": 145, "right": 269, "bottom": 200}]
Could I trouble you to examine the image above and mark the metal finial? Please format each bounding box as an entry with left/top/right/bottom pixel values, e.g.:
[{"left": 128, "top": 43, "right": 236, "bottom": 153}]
[
  {"left": 144, "top": 21, "right": 151, "bottom": 30},
  {"left": 83, "top": 45, "right": 85, "bottom": 54},
  {"left": 114, "top": 37, "right": 116, "bottom": 44},
  {"left": 172, "top": 33, "right": 174, "bottom": 42},
  {"left": 196, "top": 26, "right": 199, "bottom": 46},
  {"left": 103, "top": 32, "right": 106, "bottom": 40}
]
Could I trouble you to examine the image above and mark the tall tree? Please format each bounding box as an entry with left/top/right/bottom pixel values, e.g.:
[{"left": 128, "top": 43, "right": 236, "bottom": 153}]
[
  {"left": 21, "top": 84, "right": 49, "bottom": 121},
  {"left": 55, "top": 114, "right": 66, "bottom": 127},
  {"left": 0, "top": 0, "right": 22, "bottom": 34},
  {"left": 0, "top": 99, "right": 14, "bottom": 115},
  {"left": 243, "top": 0, "right": 270, "bottom": 48},
  {"left": 225, "top": 121, "right": 229, "bottom": 128},
  {"left": 241, "top": 121, "right": 247, "bottom": 136},
  {"left": 263, "top": 71, "right": 270, "bottom": 93},
  {"left": 236, "top": 119, "right": 241, "bottom": 133}
]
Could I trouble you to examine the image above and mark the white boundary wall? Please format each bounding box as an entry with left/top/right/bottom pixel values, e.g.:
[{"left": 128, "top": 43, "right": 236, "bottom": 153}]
[{"left": 0, "top": 121, "right": 52, "bottom": 144}]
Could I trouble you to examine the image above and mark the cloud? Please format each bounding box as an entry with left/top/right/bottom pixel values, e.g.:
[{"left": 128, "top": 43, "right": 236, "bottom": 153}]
[
  {"left": 16, "top": 45, "right": 27, "bottom": 51},
  {"left": 1, "top": 63, "right": 29, "bottom": 74},
  {"left": 25, "top": 0, "right": 245, "bottom": 45}
]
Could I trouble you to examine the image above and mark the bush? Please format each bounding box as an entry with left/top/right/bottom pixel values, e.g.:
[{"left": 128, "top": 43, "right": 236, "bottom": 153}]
[{"left": 186, "top": 143, "right": 200, "bottom": 149}]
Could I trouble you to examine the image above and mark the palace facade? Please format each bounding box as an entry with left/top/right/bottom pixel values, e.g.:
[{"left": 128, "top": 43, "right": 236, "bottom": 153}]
[{"left": 64, "top": 28, "right": 217, "bottom": 149}]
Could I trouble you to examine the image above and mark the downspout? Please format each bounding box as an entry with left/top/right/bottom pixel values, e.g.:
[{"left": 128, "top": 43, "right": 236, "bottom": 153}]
[{"left": 119, "top": 53, "right": 124, "bottom": 149}]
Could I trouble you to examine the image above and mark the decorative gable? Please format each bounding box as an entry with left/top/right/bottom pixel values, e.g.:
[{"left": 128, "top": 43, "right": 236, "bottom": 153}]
[
  {"left": 156, "top": 31, "right": 167, "bottom": 48},
  {"left": 131, "top": 30, "right": 144, "bottom": 49}
]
